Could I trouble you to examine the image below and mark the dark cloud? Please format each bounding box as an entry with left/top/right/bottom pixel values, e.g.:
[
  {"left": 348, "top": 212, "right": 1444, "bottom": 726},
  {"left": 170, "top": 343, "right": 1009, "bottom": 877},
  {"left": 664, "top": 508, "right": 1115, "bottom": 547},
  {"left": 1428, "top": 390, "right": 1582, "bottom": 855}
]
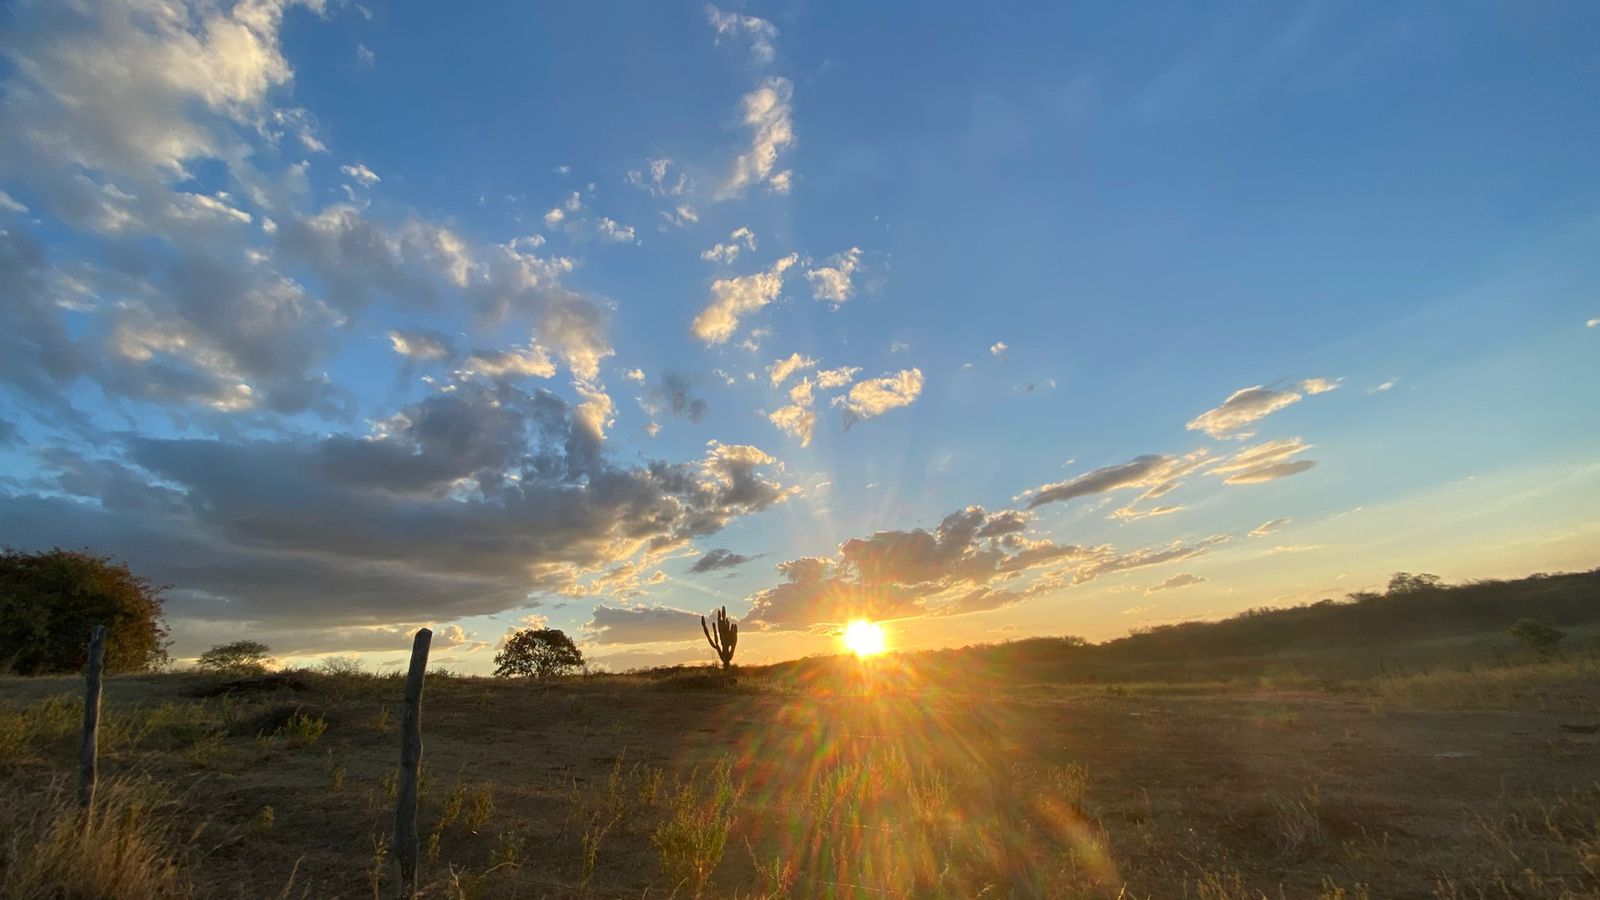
[
  {"left": 1027, "top": 453, "right": 1208, "bottom": 510},
  {"left": 748, "top": 507, "right": 1086, "bottom": 629},
  {"left": 645, "top": 370, "right": 710, "bottom": 423},
  {"left": 586, "top": 605, "right": 704, "bottom": 645},
  {"left": 689, "top": 548, "right": 751, "bottom": 573},
  {"left": 0, "top": 383, "right": 792, "bottom": 635}
]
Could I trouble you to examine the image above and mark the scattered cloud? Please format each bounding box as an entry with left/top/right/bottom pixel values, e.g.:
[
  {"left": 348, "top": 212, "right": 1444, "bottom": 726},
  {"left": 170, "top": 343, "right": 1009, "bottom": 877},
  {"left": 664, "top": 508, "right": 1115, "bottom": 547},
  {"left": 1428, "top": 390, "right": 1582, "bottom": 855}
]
[
  {"left": 1368, "top": 378, "right": 1399, "bottom": 394},
  {"left": 804, "top": 247, "right": 863, "bottom": 304},
  {"left": 815, "top": 366, "right": 860, "bottom": 390},
  {"left": 387, "top": 329, "right": 454, "bottom": 362},
  {"left": 643, "top": 371, "right": 709, "bottom": 423},
  {"left": 623, "top": 368, "right": 646, "bottom": 383},
  {"left": 705, "top": 4, "right": 778, "bottom": 65},
  {"left": 1248, "top": 517, "right": 1291, "bottom": 537},
  {"left": 688, "top": 548, "right": 751, "bottom": 574},
  {"left": 767, "top": 404, "right": 816, "bottom": 446},
  {"left": 355, "top": 42, "right": 375, "bottom": 67},
  {"left": 596, "top": 217, "right": 636, "bottom": 243},
  {"left": 1146, "top": 573, "right": 1206, "bottom": 594},
  {"left": 718, "top": 78, "right": 794, "bottom": 199},
  {"left": 1210, "top": 437, "right": 1317, "bottom": 485},
  {"left": 989, "top": 341, "right": 1008, "bottom": 358},
  {"left": 1027, "top": 452, "right": 1209, "bottom": 510},
  {"left": 692, "top": 253, "right": 797, "bottom": 344},
  {"left": 767, "top": 352, "right": 815, "bottom": 387},
  {"left": 587, "top": 605, "right": 704, "bottom": 645},
  {"left": 702, "top": 227, "right": 757, "bottom": 265},
  {"left": 833, "top": 368, "right": 924, "bottom": 425},
  {"left": 1187, "top": 379, "right": 1337, "bottom": 439},
  {"left": 625, "top": 158, "right": 689, "bottom": 198},
  {"left": 336, "top": 162, "right": 376, "bottom": 185}
]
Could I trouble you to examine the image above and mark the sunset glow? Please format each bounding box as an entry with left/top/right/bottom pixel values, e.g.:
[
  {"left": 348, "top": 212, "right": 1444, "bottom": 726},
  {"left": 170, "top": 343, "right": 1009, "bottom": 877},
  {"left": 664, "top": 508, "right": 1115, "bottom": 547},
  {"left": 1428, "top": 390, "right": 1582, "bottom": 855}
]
[{"left": 843, "top": 620, "right": 887, "bottom": 658}]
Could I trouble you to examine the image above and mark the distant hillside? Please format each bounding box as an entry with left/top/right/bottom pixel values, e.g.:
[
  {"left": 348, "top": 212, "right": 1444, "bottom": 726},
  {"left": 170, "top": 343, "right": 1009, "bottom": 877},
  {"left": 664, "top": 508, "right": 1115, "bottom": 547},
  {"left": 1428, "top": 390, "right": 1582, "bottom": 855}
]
[
  {"left": 922, "top": 568, "right": 1600, "bottom": 683},
  {"left": 690, "top": 568, "right": 1600, "bottom": 687}
]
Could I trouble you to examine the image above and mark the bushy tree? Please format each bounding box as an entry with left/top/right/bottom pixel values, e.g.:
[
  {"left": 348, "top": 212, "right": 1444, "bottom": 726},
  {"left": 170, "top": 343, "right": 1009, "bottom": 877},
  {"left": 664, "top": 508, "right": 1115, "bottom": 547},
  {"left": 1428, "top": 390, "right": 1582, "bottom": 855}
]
[
  {"left": 0, "top": 547, "right": 169, "bottom": 674},
  {"left": 196, "top": 640, "right": 273, "bottom": 675},
  {"left": 494, "top": 628, "right": 584, "bottom": 678},
  {"left": 1387, "top": 572, "right": 1444, "bottom": 595},
  {"left": 1510, "top": 618, "right": 1566, "bottom": 658}
]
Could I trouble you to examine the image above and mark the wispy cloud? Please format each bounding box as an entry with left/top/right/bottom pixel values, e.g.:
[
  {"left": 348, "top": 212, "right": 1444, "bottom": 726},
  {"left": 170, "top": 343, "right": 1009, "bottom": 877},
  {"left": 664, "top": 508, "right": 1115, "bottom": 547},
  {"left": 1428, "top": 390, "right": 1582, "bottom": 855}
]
[{"left": 692, "top": 253, "right": 798, "bottom": 344}]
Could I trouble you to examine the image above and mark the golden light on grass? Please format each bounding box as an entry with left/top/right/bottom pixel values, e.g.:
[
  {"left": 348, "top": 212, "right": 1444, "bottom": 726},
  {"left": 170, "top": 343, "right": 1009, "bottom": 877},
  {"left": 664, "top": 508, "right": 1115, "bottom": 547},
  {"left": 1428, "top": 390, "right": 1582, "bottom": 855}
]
[{"left": 842, "top": 619, "right": 887, "bottom": 658}]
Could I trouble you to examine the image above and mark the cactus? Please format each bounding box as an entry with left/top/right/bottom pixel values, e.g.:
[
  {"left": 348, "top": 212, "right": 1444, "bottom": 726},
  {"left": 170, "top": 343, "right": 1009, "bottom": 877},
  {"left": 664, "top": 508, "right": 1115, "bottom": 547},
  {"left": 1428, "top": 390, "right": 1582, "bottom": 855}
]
[{"left": 701, "top": 606, "right": 738, "bottom": 670}]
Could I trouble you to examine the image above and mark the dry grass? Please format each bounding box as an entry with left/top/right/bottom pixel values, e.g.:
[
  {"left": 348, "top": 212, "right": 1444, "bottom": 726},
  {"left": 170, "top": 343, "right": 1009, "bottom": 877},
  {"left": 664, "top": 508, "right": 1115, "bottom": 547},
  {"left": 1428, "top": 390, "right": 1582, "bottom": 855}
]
[
  {"left": 1371, "top": 658, "right": 1600, "bottom": 711},
  {"left": 0, "top": 660, "right": 1597, "bottom": 897},
  {"left": 0, "top": 778, "right": 189, "bottom": 899}
]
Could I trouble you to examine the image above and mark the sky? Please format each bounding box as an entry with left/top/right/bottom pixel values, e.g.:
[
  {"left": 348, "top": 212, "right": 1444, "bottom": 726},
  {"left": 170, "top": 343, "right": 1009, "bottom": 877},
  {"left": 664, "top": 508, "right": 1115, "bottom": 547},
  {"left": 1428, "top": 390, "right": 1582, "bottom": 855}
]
[{"left": 1, "top": 1, "right": 1597, "bottom": 674}]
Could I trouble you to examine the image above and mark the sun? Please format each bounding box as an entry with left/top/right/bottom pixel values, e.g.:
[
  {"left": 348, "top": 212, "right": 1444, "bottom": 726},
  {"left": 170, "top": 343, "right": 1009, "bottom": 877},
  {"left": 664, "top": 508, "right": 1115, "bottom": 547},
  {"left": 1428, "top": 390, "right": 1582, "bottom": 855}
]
[{"left": 842, "top": 619, "right": 887, "bottom": 658}]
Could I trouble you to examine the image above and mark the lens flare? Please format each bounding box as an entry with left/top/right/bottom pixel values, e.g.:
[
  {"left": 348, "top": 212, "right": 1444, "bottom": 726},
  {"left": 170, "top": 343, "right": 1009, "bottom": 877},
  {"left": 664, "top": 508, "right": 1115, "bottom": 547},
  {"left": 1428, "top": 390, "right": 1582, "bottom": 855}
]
[{"left": 843, "top": 619, "right": 887, "bottom": 658}]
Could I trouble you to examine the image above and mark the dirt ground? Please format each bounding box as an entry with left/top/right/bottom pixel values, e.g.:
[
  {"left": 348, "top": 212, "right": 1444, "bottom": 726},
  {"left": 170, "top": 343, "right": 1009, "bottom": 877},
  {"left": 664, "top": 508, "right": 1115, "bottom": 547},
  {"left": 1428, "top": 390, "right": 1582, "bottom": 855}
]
[{"left": 2, "top": 660, "right": 1598, "bottom": 898}]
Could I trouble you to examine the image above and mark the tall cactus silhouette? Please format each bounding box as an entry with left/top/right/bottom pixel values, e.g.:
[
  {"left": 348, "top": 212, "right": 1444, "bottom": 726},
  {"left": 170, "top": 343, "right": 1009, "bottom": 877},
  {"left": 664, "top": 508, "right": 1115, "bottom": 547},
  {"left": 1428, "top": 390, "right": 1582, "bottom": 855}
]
[{"left": 702, "top": 606, "right": 738, "bottom": 670}]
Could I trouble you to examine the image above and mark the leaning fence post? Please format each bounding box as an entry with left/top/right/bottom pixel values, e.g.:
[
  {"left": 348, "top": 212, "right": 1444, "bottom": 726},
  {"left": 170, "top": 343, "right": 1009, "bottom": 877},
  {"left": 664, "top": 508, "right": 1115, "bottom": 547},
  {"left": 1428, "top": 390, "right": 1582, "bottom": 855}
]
[
  {"left": 79, "top": 624, "right": 107, "bottom": 812},
  {"left": 393, "top": 627, "right": 432, "bottom": 899}
]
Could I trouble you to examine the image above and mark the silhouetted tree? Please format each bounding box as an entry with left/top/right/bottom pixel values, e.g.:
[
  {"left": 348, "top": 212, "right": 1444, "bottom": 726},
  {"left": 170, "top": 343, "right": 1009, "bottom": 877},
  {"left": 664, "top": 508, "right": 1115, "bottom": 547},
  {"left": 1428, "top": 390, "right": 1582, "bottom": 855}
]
[
  {"left": 1510, "top": 618, "right": 1566, "bottom": 658},
  {"left": 0, "top": 547, "right": 169, "bottom": 674},
  {"left": 196, "top": 640, "right": 273, "bottom": 674},
  {"left": 1387, "top": 572, "right": 1443, "bottom": 595},
  {"left": 494, "top": 628, "right": 584, "bottom": 678}
]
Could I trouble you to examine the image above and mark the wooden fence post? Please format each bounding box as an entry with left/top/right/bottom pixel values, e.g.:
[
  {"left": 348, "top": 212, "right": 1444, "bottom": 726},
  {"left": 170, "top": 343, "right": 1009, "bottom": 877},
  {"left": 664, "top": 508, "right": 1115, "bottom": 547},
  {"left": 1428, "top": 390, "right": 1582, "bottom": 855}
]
[
  {"left": 79, "top": 624, "right": 107, "bottom": 812},
  {"left": 393, "top": 627, "right": 432, "bottom": 899}
]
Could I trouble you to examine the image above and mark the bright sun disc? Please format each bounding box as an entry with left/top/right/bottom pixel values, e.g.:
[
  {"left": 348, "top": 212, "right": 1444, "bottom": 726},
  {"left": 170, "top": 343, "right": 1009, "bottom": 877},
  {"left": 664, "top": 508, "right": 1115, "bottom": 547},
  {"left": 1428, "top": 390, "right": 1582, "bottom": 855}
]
[{"left": 843, "top": 619, "right": 887, "bottom": 658}]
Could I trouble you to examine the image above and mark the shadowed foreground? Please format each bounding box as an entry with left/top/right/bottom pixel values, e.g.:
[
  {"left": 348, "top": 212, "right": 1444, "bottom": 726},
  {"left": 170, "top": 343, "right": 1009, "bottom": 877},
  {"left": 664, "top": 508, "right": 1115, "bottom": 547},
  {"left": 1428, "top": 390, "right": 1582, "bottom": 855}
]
[{"left": 2, "top": 650, "right": 1598, "bottom": 899}]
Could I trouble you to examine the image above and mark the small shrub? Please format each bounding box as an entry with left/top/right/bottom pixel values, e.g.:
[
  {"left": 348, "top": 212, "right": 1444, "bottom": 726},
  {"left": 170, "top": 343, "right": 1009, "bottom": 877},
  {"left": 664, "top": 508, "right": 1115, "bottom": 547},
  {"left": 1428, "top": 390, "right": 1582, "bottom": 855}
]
[
  {"left": 317, "top": 655, "right": 365, "bottom": 677},
  {"left": 653, "top": 756, "right": 739, "bottom": 894},
  {"left": 1511, "top": 617, "right": 1567, "bottom": 658},
  {"left": 277, "top": 711, "right": 327, "bottom": 748}
]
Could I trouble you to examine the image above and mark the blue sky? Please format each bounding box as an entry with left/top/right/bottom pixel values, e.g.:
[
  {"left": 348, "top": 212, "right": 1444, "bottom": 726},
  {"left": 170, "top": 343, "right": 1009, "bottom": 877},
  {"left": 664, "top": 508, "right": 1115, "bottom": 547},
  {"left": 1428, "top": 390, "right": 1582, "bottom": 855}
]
[{"left": 1, "top": 1, "right": 1596, "bottom": 672}]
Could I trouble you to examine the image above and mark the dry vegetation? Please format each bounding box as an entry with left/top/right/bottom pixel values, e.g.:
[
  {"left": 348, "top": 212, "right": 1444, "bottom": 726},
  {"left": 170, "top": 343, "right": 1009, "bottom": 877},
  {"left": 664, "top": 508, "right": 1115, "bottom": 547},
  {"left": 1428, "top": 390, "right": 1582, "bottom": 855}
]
[
  {"left": 0, "top": 652, "right": 1596, "bottom": 899},
  {"left": 1, "top": 571, "right": 1597, "bottom": 898}
]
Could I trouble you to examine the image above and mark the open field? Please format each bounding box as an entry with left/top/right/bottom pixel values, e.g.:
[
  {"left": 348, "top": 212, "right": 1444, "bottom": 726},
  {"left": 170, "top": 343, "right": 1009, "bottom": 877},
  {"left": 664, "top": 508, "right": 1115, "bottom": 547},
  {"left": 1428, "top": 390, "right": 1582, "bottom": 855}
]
[{"left": 3, "top": 652, "right": 1599, "bottom": 899}]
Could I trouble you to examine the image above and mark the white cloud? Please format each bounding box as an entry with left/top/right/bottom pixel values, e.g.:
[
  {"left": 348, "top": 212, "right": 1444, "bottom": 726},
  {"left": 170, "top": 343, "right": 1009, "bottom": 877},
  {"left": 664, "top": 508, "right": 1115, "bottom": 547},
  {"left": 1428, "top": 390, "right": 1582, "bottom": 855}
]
[
  {"left": 1209, "top": 438, "right": 1316, "bottom": 485},
  {"left": 462, "top": 344, "right": 557, "bottom": 380},
  {"left": 804, "top": 247, "right": 863, "bottom": 304},
  {"left": 1368, "top": 378, "right": 1399, "bottom": 394},
  {"left": 0, "top": 190, "right": 28, "bottom": 214},
  {"left": 815, "top": 366, "right": 860, "bottom": 390},
  {"left": 623, "top": 368, "right": 646, "bottom": 383},
  {"left": 1187, "top": 380, "right": 1333, "bottom": 439},
  {"left": 355, "top": 43, "right": 375, "bottom": 67},
  {"left": 596, "top": 217, "right": 636, "bottom": 243},
  {"left": 989, "top": 341, "right": 1007, "bottom": 358},
  {"left": 701, "top": 227, "right": 757, "bottom": 265},
  {"left": 387, "top": 329, "right": 453, "bottom": 361},
  {"left": 718, "top": 78, "right": 794, "bottom": 199},
  {"left": 767, "top": 352, "right": 815, "bottom": 386},
  {"left": 833, "top": 368, "right": 923, "bottom": 424},
  {"left": 691, "top": 253, "right": 797, "bottom": 344},
  {"left": 705, "top": 4, "right": 778, "bottom": 65},
  {"left": 1588, "top": 317, "right": 1599, "bottom": 329},
  {"left": 625, "top": 158, "right": 688, "bottom": 198},
  {"left": 340, "top": 163, "right": 381, "bottom": 187},
  {"left": 660, "top": 205, "right": 698, "bottom": 228},
  {"left": 1249, "top": 517, "right": 1290, "bottom": 537},
  {"left": 768, "top": 404, "right": 816, "bottom": 447}
]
